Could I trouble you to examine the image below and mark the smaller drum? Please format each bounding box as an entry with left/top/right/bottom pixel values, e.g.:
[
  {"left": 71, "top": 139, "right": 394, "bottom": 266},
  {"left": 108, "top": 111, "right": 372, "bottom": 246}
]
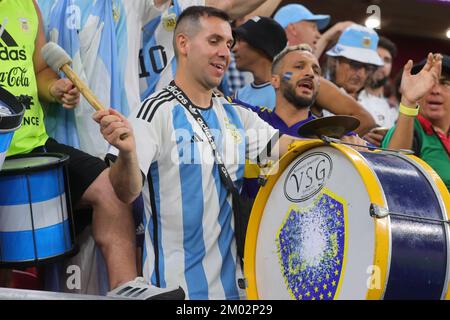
[
  {"left": 0, "top": 86, "right": 25, "bottom": 170},
  {"left": 0, "top": 153, "right": 76, "bottom": 266}
]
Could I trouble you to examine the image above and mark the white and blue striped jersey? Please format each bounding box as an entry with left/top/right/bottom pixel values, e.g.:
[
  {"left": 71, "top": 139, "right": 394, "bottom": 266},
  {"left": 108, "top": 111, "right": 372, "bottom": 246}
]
[
  {"left": 139, "top": 0, "right": 205, "bottom": 99},
  {"left": 234, "top": 82, "right": 276, "bottom": 110},
  {"left": 109, "top": 89, "right": 279, "bottom": 299}
]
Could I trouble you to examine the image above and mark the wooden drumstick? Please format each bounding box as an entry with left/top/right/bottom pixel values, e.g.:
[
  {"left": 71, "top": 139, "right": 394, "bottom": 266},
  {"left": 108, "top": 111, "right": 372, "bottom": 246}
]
[{"left": 41, "top": 42, "right": 128, "bottom": 139}]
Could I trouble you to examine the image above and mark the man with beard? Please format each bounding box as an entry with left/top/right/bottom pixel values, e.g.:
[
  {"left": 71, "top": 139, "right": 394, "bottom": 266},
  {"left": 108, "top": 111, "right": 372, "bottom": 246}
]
[
  {"left": 232, "top": 21, "right": 376, "bottom": 134},
  {"left": 359, "top": 36, "right": 399, "bottom": 146},
  {"left": 238, "top": 44, "right": 367, "bottom": 201}
]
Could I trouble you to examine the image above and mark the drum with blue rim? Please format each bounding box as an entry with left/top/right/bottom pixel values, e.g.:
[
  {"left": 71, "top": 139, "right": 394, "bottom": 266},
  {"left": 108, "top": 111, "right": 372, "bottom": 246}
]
[
  {"left": 0, "top": 153, "right": 76, "bottom": 266},
  {"left": 244, "top": 140, "right": 450, "bottom": 300}
]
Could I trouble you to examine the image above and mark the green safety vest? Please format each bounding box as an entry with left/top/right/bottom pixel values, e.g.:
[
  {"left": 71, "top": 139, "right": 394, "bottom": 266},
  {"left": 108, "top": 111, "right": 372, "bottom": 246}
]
[{"left": 0, "top": 0, "right": 49, "bottom": 156}]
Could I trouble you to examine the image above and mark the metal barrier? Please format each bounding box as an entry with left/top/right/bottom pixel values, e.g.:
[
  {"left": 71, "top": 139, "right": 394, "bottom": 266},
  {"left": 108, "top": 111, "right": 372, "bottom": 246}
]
[{"left": 0, "top": 287, "right": 119, "bottom": 300}]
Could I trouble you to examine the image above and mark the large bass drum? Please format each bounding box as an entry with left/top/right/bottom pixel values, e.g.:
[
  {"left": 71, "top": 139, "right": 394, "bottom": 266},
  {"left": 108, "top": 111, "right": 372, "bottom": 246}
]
[{"left": 244, "top": 140, "right": 450, "bottom": 300}]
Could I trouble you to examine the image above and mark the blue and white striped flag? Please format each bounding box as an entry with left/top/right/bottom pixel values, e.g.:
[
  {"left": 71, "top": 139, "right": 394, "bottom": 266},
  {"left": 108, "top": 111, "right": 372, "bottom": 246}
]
[{"left": 38, "top": 0, "right": 129, "bottom": 158}]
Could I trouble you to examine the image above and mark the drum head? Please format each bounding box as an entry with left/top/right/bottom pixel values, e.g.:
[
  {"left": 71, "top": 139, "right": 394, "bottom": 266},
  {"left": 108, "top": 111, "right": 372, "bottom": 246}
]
[
  {"left": 246, "top": 143, "right": 384, "bottom": 300},
  {"left": 1, "top": 153, "right": 69, "bottom": 175}
]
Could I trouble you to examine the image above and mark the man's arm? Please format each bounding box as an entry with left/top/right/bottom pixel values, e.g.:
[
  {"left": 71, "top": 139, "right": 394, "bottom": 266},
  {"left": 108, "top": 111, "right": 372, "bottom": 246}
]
[
  {"left": 93, "top": 109, "right": 143, "bottom": 204},
  {"left": 207, "top": 0, "right": 267, "bottom": 20},
  {"left": 314, "top": 21, "right": 354, "bottom": 58},
  {"left": 387, "top": 54, "right": 442, "bottom": 150},
  {"left": 32, "top": 0, "right": 79, "bottom": 108},
  {"left": 241, "top": 0, "right": 282, "bottom": 19},
  {"left": 315, "top": 78, "right": 377, "bottom": 135}
]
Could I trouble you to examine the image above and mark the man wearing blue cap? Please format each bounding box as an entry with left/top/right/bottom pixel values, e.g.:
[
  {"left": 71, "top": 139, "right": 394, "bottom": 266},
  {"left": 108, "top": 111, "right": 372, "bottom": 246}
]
[
  {"left": 274, "top": 3, "right": 352, "bottom": 58},
  {"left": 324, "top": 24, "right": 383, "bottom": 101}
]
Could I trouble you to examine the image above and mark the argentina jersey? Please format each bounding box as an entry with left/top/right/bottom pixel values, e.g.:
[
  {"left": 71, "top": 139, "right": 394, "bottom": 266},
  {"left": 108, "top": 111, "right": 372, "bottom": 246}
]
[
  {"left": 108, "top": 88, "right": 279, "bottom": 299},
  {"left": 234, "top": 82, "right": 276, "bottom": 110},
  {"left": 139, "top": 0, "right": 205, "bottom": 100}
]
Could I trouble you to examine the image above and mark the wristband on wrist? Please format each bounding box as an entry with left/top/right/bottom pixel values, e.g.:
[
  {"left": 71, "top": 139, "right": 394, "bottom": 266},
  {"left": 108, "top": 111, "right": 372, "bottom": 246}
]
[{"left": 399, "top": 103, "right": 419, "bottom": 117}]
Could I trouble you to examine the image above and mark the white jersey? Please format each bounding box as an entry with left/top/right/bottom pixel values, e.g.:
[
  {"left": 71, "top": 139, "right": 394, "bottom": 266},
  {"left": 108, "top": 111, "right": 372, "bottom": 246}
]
[
  {"left": 110, "top": 88, "right": 279, "bottom": 299},
  {"left": 139, "top": 0, "right": 205, "bottom": 99},
  {"left": 358, "top": 90, "right": 398, "bottom": 128}
]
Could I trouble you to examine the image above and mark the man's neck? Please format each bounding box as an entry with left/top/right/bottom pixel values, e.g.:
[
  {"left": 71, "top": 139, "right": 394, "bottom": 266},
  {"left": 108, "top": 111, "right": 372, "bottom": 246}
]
[
  {"left": 275, "top": 95, "right": 310, "bottom": 127},
  {"left": 365, "top": 86, "right": 384, "bottom": 97},
  {"left": 433, "top": 119, "right": 450, "bottom": 136},
  {"left": 250, "top": 60, "right": 272, "bottom": 85},
  {"left": 174, "top": 74, "right": 213, "bottom": 108}
]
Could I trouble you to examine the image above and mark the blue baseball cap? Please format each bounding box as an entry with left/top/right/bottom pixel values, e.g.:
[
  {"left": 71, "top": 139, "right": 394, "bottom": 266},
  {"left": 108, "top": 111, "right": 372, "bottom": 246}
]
[
  {"left": 326, "top": 24, "right": 383, "bottom": 66},
  {"left": 274, "top": 4, "right": 330, "bottom": 30}
]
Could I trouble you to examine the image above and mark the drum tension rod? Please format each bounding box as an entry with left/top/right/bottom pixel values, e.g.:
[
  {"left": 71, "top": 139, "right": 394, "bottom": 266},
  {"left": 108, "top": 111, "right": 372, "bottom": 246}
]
[{"left": 370, "top": 204, "right": 450, "bottom": 224}]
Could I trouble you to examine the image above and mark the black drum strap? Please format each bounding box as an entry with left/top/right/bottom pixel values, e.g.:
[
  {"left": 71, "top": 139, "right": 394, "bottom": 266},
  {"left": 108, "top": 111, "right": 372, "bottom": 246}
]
[{"left": 165, "top": 81, "right": 246, "bottom": 270}]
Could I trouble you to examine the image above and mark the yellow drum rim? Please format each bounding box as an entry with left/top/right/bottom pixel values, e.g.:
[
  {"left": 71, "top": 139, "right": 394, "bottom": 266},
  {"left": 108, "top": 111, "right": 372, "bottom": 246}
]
[
  {"left": 406, "top": 155, "right": 450, "bottom": 300},
  {"left": 244, "top": 140, "right": 390, "bottom": 300}
]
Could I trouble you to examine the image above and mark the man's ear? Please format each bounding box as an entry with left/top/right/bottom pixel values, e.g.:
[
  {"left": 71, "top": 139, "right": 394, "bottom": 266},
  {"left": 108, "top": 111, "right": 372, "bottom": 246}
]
[
  {"left": 176, "top": 33, "right": 189, "bottom": 56},
  {"left": 271, "top": 74, "right": 281, "bottom": 89}
]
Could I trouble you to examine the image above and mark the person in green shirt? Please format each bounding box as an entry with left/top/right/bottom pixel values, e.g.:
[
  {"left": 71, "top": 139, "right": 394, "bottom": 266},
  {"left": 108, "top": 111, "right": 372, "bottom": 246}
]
[{"left": 382, "top": 53, "right": 449, "bottom": 191}]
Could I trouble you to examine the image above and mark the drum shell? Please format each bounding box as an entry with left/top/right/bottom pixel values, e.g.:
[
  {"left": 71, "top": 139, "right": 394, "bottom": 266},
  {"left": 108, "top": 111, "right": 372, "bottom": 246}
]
[{"left": 0, "top": 153, "right": 76, "bottom": 267}]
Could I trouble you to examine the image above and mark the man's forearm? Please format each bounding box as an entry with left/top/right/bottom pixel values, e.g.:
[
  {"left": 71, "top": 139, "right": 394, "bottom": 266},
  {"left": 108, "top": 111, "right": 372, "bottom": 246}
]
[
  {"left": 36, "top": 67, "right": 59, "bottom": 103},
  {"left": 110, "top": 151, "right": 143, "bottom": 204},
  {"left": 387, "top": 98, "right": 416, "bottom": 151},
  {"left": 208, "top": 0, "right": 266, "bottom": 19}
]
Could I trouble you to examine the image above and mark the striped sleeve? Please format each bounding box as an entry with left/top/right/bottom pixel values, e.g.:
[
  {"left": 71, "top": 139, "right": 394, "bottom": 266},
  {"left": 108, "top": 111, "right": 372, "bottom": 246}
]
[{"left": 130, "top": 91, "right": 174, "bottom": 177}]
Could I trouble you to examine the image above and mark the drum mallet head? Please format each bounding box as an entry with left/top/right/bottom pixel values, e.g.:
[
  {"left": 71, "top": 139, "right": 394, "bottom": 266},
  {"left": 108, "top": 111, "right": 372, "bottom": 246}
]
[{"left": 41, "top": 42, "right": 72, "bottom": 73}]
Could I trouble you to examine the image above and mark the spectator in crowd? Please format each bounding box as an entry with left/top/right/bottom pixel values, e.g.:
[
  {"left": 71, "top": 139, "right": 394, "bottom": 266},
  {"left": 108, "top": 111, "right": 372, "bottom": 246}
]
[
  {"left": 382, "top": 53, "right": 449, "bottom": 191},
  {"left": 360, "top": 36, "right": 399, "bottom": 146},
  {"left": 237, "top": 44, "right": 368, "bottom": 201},
  {"left": 232, "top": 16, "right": 287, "bottom": 110},
  {"left": 225, "top": 0, "right": 283, "bottom": 95},
  {"left": 95, "top": 6, "right": 310, "bottom": 299},
  {"left": 274, "top": 3, "right": 353, "bottom": 59},
  {"left": 325, "top": 24, "right": 383, "bottom": 101},
  {"left": 232, "top": 19, "right": 375, "bottom": 134}
]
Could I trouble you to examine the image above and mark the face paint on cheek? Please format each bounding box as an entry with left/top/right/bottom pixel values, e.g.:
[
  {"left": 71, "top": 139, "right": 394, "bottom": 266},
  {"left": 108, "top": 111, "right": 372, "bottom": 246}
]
[{"left": 282, "top": 72, "right": 293, "bottom": 81}]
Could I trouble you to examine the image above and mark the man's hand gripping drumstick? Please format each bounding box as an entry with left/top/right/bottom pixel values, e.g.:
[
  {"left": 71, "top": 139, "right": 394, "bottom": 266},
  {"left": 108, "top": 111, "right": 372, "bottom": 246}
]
[{"left": 41, "top": 41, "right": 128, "bottom": 140}]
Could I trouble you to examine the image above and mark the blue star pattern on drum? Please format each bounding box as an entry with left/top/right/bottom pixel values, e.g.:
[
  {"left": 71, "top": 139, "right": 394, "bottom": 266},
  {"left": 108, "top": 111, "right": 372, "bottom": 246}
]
[{"left": 276, "top": 190, "right": 347, "bottom": 300}]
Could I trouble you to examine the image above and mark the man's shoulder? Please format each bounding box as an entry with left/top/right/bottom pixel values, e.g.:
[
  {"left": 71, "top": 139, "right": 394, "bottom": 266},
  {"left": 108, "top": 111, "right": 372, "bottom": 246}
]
[{"left": 135, "top": 89, "right": 176, "bottom": 122}]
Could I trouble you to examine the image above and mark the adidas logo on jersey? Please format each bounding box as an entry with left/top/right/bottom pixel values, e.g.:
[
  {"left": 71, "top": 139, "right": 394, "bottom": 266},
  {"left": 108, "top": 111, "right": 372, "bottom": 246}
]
[
  {"left": 0, "top": 47, "right": 26, "bottom": 61},
  {"left": 0, "top": 24, "right": 27, "bottom": 61},
  {"left": 136, "top": 223, "right": 145, "bottom": 236}
]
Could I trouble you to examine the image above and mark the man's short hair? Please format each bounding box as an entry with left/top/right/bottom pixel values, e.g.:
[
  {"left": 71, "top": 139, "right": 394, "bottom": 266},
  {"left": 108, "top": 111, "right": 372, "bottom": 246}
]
[
  {"left": 272, "top": 44, "right": 314, "bottom": 74},
  {"left": 173, "top": 6, "right": 231, "bottom": 59},
  {"left": 378, "top": 36, "right": 398, "bottom": 59}
]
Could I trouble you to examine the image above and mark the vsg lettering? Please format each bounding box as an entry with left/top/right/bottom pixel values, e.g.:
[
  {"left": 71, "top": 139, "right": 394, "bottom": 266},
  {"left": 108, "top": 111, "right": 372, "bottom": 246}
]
[{"left": 284, "top": 152, "right": 332, "bottom": 202}]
